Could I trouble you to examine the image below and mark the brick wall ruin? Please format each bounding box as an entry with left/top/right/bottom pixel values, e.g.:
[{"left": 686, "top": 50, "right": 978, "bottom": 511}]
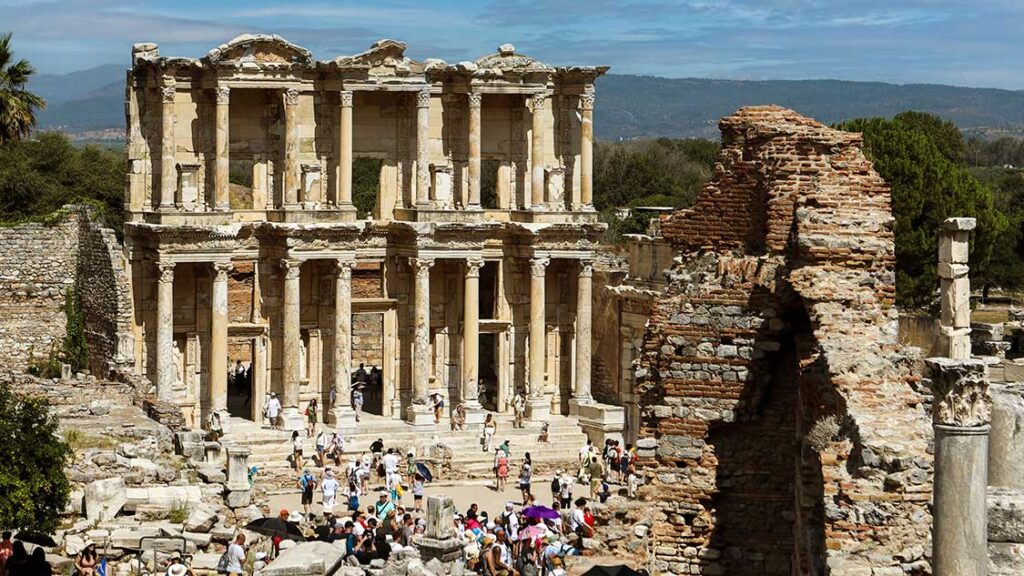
[
  {"left": 0, "top": 206, "right": 133, "bottom": 376},
  {"left": 635, "top": 106, "right": 933, "bottom": 575}
]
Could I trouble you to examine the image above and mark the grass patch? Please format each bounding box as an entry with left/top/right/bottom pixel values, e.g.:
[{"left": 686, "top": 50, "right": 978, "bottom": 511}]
[
  {"left": 63, "top": 429, "right": 117, "bottom": 450},
  {"left": 972, "top": 308, "right": 1009, "bottom": 323}
]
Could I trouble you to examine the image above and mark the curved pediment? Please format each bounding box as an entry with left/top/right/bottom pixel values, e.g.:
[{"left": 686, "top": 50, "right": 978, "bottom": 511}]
[{"left": 205, "top": 34, "right": 313, "bottom": 66}]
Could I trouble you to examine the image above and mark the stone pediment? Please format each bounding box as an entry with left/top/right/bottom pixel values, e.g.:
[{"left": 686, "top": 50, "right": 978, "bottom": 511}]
[
  {"left": 336, "top": 39, "right": 419, "bottom": 73},
  {"left": 204, "top": 34, "right": 313, "bottom": 66},
  {"left": 475, "top": 44, "right": 552, "bottom": 72}
]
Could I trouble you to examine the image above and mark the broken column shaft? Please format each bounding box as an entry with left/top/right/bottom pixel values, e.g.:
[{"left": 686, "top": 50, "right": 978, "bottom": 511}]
[
  {"left": 927, "top": 357, "right": 991, "bottom": 576},
  {"left": 937, "top": 217, "right": 976, "bottom": 359}
]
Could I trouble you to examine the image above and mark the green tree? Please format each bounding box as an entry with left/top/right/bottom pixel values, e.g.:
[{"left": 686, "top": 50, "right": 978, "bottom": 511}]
[
  {"left": 837, "top": 114, "right": 1007, "bottom": 308},
  {"left": 0, "top": 381, "right": 72, "bottom": 534},
  {"left": 0, "top": 32, "right": 45, "bottom": 144}
]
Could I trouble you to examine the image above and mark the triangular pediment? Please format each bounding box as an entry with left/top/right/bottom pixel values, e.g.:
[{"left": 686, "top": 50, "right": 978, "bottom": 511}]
[
  {"left": 336, "top": 39, "right": 413, "bottom": 68},
  {"left": 205, "top": 34, "right": 313, "bottom": 66}
]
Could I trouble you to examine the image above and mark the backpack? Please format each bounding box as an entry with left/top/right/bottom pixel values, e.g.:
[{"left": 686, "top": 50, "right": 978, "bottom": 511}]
[
  {"left": 215, "top": 549, "right": 231, "bottom": 574},
  {"left": 550, "top": 477, "right": 560, "bottom": 493},
  {"left": 348, "top": 493, "right": 359, "bottom": 511}
]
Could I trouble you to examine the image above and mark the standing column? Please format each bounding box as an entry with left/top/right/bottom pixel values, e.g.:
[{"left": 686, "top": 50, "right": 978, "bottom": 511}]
[
  {"left": 213, "top": 86, "right": 230, "bottom": 211},
  {"left": 159, "top": 78, "right": 177, "bottom": 210},
  {"left": 927, "top": 357, "right": 990, "bottom": 576},
  {"left": 282, "top": 88, "right": 300, "bottom": 208},
  {"left": 209, "top": 261, "right": 231, "bottom": 413},
  {"left": 580, "top": 91, "right": 595, "bottom": 209},
  {"left": 337, "top": 90, "right": 354, "bottom": 210},
  {"left": 415, "top": 87, "right": 431, "bottom": 207},
  {"left": 937, "top": 217, "right": 976, "bottom": 359},
  {"left": 467, "top": 92, "right": 482, "bottom": 209},
  {"left": 528, "top": 257, "right": 550, "bottom": 420},
  {"left": 280, "top": 258, "right": 304, "bottom": 430},
  {"left": 332, "top": 258, "right": 357, "bottom": 430},
  {"left": 530, "top": 92, "right": 547, "bottom": 209},
  {"left": 462, "top": 259, "right": 485, "bottom": 421},
  {"left": 573, "top": 260, "right": 594, "bottom": 403},
  {"left": 407, "top": 257, "right": 435, "bottom": 425},
  {"left": 155, "top": 261, "right": 176, "bottom": 400}
]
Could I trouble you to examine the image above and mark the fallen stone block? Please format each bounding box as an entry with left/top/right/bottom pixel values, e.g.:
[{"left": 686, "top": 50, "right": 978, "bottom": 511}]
[
  {"left": 84, "top": 477, "right": 126, "bottom": 521},
  {"left": 989, "top": 542, "right": 1024, "bottom": 575},
  {"left": 990, "top": 488, "right": 1024, "bottom": 543},
  {"left": 184, "top": 507, "right": 219, "bottom": 533},
  {"left": 258, "top": 541, "right": 345, "bottom": 576}
]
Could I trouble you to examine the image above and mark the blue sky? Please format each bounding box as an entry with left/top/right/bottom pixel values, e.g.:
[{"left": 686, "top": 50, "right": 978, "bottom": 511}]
[{"left": 4, "top": 0, "right": 1024, "bottom": 89}]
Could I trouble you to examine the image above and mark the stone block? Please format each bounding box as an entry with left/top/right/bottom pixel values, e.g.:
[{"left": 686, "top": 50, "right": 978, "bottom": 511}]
[
  {"left": 942, "top": 217, "right": 977, "bottom": 232},
  {"left": 84, "top": 477, "right": 127, "bottom": 521},
  {"left": 989, "top": 488, "right": 1024, "bottom": 543},
  {"left": 939, "top": 228, "right": 972, "bottom": 263},
  {"left": 259, "top": 541, "right": 345, "bottom": 576},
  {"left": 940, "top": 277, "right": 971, "bottom": 328},
  {"left": 226, "top": 490, "right": 252, "bottom": 509},
  {"left": 990, "top": 542, "right": 1024, "bottom": 575},
  {"left": 183, "top": 506, "right": 219, "bottom": 533},
  {"left": 425, "top": 495, "right": 455, "bottom": 540}
]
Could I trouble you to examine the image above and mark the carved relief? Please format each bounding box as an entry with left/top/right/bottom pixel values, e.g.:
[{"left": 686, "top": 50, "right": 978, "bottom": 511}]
[
  {"left": 467, "top": 92, "right": 482, "bottom": 109},
  {"left": 215, "top": 87, "right": 231, "bottom": 105},
  {"left": 927, "top": 357, "right": 990, "bottom": 427},
  {"left": 161, "top": 85, "right": 176, "bottom": 104},
  {"left": 417, "top": 87, "right": 431, "bottom": 108},
  {"left": 580, "top": 93, "right": 595, "bottom": 111},
  {"left": 157, "top": 261, "right": 176, "bottom": 283},
  {"left": 284, "top": 88, "right": 300, "bottom": 106},
  {"left": 339, "top": 90, "right": 353, "bottom": 107}
]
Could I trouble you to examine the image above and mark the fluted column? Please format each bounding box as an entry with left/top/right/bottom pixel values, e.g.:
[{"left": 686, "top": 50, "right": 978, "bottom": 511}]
[
  {"left": 928, "top": 357, "right": 991, "bottom": 576},
  {"left": 282, "top": 88, "right": 300, "bottom": 208},
  {"left": 213, "top": 86, "right": 230, "bottom": 211},
  {"left": 155, "top": 261, "right": 176, "bottom": 400},
  {"left": 159, "top": 79, "right": 176, "bottom": 210},
  {"left": 527, "top": 257, "right": 550, "bottom": 420},
  {"left": 467, "top": 92, "right": 482, "bottom": 209},
  {"left": 337, "top": 90, "right": 354, "bottom": 208},
  {"left": 415, "top": 87, "right": 431, "bottom": 207},
  {"left": 210, "top": 261, "right": 231, "bottom": 411},
  {"left": 574, "top": 260, "right": 593, "bottom": 401},
  {"left": 530, "top": 92, "right": 546, "bottom": 209},
  {"left": 412, "top": 257, "right": 434, "bottom": 405},
  {"left": 332, "top": 258, "right": 357, "bottom": 429},
  {"left": 580, "top": 91, "right": 594, "bottom": 209},
  {"left": 281, "top": 259, "right": 302, "bottom": 410},
  {"left": 463, "top": 258, "right": 484, "bottom": 405}
]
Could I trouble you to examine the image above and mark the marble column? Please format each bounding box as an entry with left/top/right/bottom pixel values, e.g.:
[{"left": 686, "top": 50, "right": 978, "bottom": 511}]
[
  {"left": 155, "top": 261, "right": 176, "bottom": 400},
  {"left": 280, "top": 258, "right": 303, "bottom": 429},
  {"left": 209, "top": 261, "right": 231, "bottom": 412},
  {"left": 333, "top": 258, "right": 357, "bottom": 430},
  {"left": 282, "top": 88, "right": 300, "bottom": 208},
  {"left": 337, "top": 90, "right": 354, "bottom": 209},
  {"left": 530, "top": 92, "right": 546, "bottom": 209},
  {"left": 573, "top": 260, "right": 594, "bottom": 402},
  {"left": 159, "top": 79, "right": 176, "bottom": 210},
  {"left": 407, "top": 257, "right": 435, "bottom": 425},
  {"left": 580, "top": 92, "right": 595, "bottom": 209},
  {"left": 467, "top": 92, "right": 482, "bottom": 209},
  {"left": 416, "top": 87, "right": 431, "bottom": 207},
  {"left": 213, "top": 86, "right": 230, "bottom": 211},
  {"left": 528, "top": 257, "right": 550, "bottom": 419},
  {"left": 927, "top": 357, "right": 990, "bottom": 576},
  {"left": 462, "top": 259, "right": 485, "bottom": 422},
  {"left": 937, "top": 217, "right": 976, "bottom": 359}
]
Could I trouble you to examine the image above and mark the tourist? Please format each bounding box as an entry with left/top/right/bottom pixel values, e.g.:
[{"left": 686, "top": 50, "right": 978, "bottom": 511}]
[
  {"left": 430, "top": 392, "right": 444, "bottom": 424},
  {"left": 73, "top": 541, "right": 98, "bottom": 576},
  {"left": 208, "top": 411, "right": 223, "bottom": 443},
  {"left": 357, "top": 454, "right": 371, "bottom": 493},
  {"left": 618, "top": 443, "right": 633, "bottom": 483},
  {"left": 0, "top": 531, "right": 13, "bottom": 576},
  {"left": 399, "top": 514, "right": 415, "bottom": 546},
  {"left": 491, "top": 530, "right": 517, "bottom": 576},
  {"left": 498, "top": 439, "right": 511, "bottom": 457},
  {"left": 291, "top": 431, "right": 304, "bottom": 472},
  {"left": 627, "top": 469, "right": 642, "bottom": 499},
  {"left": 482, "top": 413, "right": 497, "bottom": 452},
  {"left": 587, "top": 457, "right": 604, "bottom": 499},
  {"left": 405, "top": 449, "right": 417, "bottom": 478},
  {"left": 512, "top": 393, "right": 526, "bottom": 429},
  {"left": 369, "top": 365, "right": 382, "bottom": 388},
  {"left": 411, "top": 473, "right": 426, "bottom": 513},
  {"left": 549, "top": 472, "right": 561, "bottom": 505},
  {"left": 353, "top": 363, "right": 368, "bottom": 385},
  {"left": 558, "top": 472, "right": 573, "bottom": 509},
  {"left": 578, "top": 439, "right": 593, "bottom": 471},
  {"left": 223, "top": 534, "right": 246, "bottom": 576},
  {"left": 28, "top": 548, "right": 51, "bottom": 576},
  {"left": 374, "top": 492, "right": 395, "bottom": 522},
  {"left": 346, "top": 480, "right": 361, "bottom": 512},
  {"left": 494, "top": 448, "right": 510, "bottom": 491},
  {"left": 322, "top": 468, "right": 340, "bottom": 517},
  {"left": 305, "top": 398, "right": 319, "bottom": 438},
  {"left": 382, "top": 448, "right": 400, "bottom": 478},
  {"left": 343, "top": 521, "right": 363, "bottom": 559},
  {"left": 314, "top": 430, "right": 327, "bottom": 467},
  {"left": 164, "top": 552, "right": 194, "bottom": 576},
  {"left": 248, "top": 465, "right": 258, "bottom": 490},
  {"left": 598, "top": 478, "right": 611, "bottom": 503},
  {"left": 518, "top": 453, "right": 533, "bottom": 505},
  {"left": 538, "top": 421, "right": 549, "bottom": 443},
  {"left": 500, "top": 502, "right": 520, "bottom": 542},
  {"left": 370, "top": 438, "right": 385, "bottom": 467},
  {"left": 451, "top": 403, "right": 466, "bottom": 431},
  {"left": 298, "top": 468, "right": 317, "bottom": 518},
  {"left": 331, "top": 433, "right": 346, "bottom": 466},
  {"left": 265, "top": 393, "right": 282, "bottom": 430},
  {"left": 372, "top": 532, "right": 391, "bottom": 562},
  {"left": 351, "top": 384, "right": 364, "bottom": 422},
  {"left": 465, "top": 503, "right": 479, "bottom": 521}
]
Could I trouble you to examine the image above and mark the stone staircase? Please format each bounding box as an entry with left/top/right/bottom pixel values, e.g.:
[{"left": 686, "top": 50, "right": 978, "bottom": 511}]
[{"left": 222, "top": 413, "right": 589, "bottom": 485}]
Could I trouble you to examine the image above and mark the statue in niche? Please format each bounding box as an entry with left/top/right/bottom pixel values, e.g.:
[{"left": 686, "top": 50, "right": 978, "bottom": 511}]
[
  {"left": 173, "top": 341, "right": 184, "bottom": 387},
  {"left": 298, "top": 337, "right": 307, "bottom": 380}
]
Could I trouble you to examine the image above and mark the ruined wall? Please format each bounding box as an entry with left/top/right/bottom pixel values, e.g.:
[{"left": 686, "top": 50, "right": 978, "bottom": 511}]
[
  {"left": 635, "top": 107, "right": 933, "bottom": 575},
  {"left": 77, "top": 208, "right": 134, "bottom": 376},
  {"left": 0, "top": 214, "right": 79, "bottom": 368}
]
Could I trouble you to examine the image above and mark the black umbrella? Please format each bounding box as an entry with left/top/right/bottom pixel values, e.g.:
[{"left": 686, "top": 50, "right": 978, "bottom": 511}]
[
  {"left": 581, "top": 565, "right": 645, "bottom": 576},
  {"left": 242, "top": 518, "right": 306, "bottom": 541},
  {"left": 15, "top": 532, "right": 57, "bottom": 547}
]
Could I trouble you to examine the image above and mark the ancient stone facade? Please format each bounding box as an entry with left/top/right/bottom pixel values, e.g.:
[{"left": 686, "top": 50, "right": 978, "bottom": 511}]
[
  {"left": 0, "top": 206, "right": 133, "bottom": 376},
  {"left": 123, "top": 35, "right": 610, "bottom": 430},
  {"left": 629, "top": 107, "right": 933, "bottom": 575}
]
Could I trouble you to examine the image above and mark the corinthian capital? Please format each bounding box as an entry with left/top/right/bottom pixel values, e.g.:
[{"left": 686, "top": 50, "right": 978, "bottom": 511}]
[
  {"left": 466, "top": 258, "right": 485, "bottom": 278},
  {"left": 579, "top": 259, "right": 594, "bottom": 278},
  {"left": 212, "top": 261, "right": 232, "bottom": 281},
  {"left": 416, "top": 87, "right": 431, "bottom": 108},
  {"left": 281, "top": 258, "right": 302, "bottom": 280},
  {"left": 580, "top": 93, "right": 595, "bottom": 111},
  {"left": 161, "top": 85, "right": 176, "bottom": 104},
  {"left": 410, "top": 257, "right": 435, "bottom": 277},
  {"left": 339, "top": 90, "right": 353, "bottom": 107},
  {"left": 215, "top": 86, "right": 230, "bottom": 105},
  {"left": 467, "top": 92, "right": 482, "bottom": 109},
  {"left": 530, "top": 92, "right": 547, "bottom": 111},
  {"left": 157, "top": 261, "right": 176, "bottom": 283},
  {"left": 530, "top": 257, "right": 550, "bottom": 278},
  {"left": 335, "top": 258, "right": 357, "bottom": 279},
  {"left": 927, "top": 357, "right": 990, "bottom": 427},
  {"left": 284, "top": 88, "right": 300, "bottom": 106}
]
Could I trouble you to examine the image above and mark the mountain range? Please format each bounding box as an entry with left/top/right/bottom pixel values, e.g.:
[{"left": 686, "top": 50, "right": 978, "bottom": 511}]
[{"left": 31, "top": 64, "right": 1024, "bottom": 141}]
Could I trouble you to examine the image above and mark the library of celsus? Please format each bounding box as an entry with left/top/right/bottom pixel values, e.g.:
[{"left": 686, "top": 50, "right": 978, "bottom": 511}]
[{"left": 121, "top": 34, "right": 611, "bottom": 431}]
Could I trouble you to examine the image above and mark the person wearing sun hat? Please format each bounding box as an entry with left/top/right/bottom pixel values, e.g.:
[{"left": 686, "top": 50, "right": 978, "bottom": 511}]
[{"left": 164, "top": 552, "right": 194, "bottom": 576}]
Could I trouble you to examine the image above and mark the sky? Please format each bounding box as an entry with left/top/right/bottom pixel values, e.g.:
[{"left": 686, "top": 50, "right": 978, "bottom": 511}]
[{"left": 3, "top": 0, "right": 1024, "bottom": 89}]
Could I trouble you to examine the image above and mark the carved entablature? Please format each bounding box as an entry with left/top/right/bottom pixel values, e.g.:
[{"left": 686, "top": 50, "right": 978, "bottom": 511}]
[
  {"left": 475, "top": 44, "right": 553, "bottom": 74},
  {"left": 514, "top": 222, "right": 606, "bottom": 251},
  {"left": 926, "top": 357, "right": 991, "bottom": 427},
  {"left": 204, "top": 34, "right": 314, "bottom": 67},
  {"left": 333, "top": 39, "right": 421, "bottom": 75}
]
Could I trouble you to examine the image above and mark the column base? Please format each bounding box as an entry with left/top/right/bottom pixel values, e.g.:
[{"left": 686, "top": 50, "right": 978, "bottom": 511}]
[
  {"left": 463, "top": 402, "right": 487, "bottom": 426},
  {"left": 330, "top": 406, "right": 358, "bottom": 433},
  {"left": 405, "top": 404, "right": 435, "bottom": 426},
  {"left": 280, "top": 407, "right": 305, "bottom": 431},
  {"left": 568, "top": 397, "right": 594, "bottom": 417},
  {"left": 526, "top": 397, "right": 550, "bottom": 421}
]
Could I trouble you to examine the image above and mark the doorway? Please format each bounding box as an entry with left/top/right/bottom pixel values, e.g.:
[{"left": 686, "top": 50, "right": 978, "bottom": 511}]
[
  {"left": 479, "top": 333, "right": 498, "bottom": 410},
  {"left": 226, "top": 338, "right": 255, "bottom": 420}
]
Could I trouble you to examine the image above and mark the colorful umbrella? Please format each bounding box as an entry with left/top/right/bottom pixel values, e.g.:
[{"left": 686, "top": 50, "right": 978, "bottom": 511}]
[
  {"left": 518, "top": 524, "right": 547, "bottom": 541},
  {"left": 522, "top": 505, "right": 560, "bottom": 520}
]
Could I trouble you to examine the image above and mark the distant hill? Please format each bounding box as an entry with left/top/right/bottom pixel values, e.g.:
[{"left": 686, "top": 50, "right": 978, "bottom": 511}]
[{"left": 28, "top": 65, "right": 1024, "bottom": 140}]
